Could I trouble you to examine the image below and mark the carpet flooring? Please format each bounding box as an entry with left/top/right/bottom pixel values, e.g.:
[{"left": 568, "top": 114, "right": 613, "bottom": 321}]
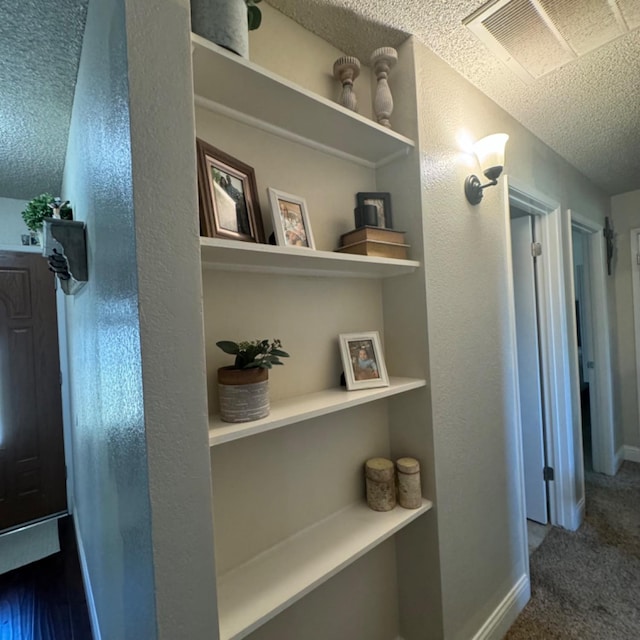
[{"left": 506, "top": 461, "right": 640, "bottom": 639}]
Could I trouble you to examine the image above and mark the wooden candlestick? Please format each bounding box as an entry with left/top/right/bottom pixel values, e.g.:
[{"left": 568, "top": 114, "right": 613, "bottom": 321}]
[
  {"left": 371, "top": 47, "right": 398, "bottom": 128},
  {"left": 333, "top": 56, "right": 361, "bottom": 112}
]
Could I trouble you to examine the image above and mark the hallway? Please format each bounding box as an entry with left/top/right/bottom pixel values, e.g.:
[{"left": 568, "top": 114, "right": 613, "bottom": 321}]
[{"left": 507, "top": 462, "right": 640, "bottom": 639}]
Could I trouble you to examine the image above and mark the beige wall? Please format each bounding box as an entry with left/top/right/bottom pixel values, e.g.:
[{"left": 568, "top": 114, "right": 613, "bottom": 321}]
[
  {"left": 612, "top": 190, "right": 640, "bottom": 451},
  {"left": 0, "top": 197, "right": 28, "bottom": 247},
  {"left": 412, "top": 40, "right": 611, "bottom": 639},
  {"left": 250, "top": 4, "right": 375, "bottom": 125}
]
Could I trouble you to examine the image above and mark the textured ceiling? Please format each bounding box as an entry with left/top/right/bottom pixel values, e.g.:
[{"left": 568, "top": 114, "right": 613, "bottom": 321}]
[
  {"left": 268, "top": 0, "right": 640, "bottom": 196},
  {"left": 1, "top": 0, "right": 637, "bottom": 199},
  {"left": 0, "top": 0, "right": 89, "bottom": 200}
]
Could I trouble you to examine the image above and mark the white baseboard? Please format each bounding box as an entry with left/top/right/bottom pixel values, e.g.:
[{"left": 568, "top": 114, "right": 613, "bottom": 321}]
[
  {"left": 624, "top": 445, "right": 640, "bottom": 463},
  {"left": 470, "top": 574, "right": 530, "bottom": 640},
  {"left": 73, "top": 515, "right": 102, "bottom": 640},
  {"left": 0, "top": 518, "right": 60, "bottom": 575}
]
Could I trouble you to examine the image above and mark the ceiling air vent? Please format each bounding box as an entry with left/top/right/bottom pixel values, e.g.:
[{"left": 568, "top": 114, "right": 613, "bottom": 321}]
[{"left": 464, "top": 0, "right": 640, "bottom": 83}]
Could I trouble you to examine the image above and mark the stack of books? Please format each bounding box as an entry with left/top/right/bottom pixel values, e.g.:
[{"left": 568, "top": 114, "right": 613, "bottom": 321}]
[{"left": 336, "top": 226, "right": 409, "bottom": 259}]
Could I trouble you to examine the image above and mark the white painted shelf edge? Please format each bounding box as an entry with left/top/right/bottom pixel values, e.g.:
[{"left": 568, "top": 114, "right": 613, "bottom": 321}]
[
  {"left": 0, "top": 245, "right": 41, "bottom": 253},
  {"left": 200, "top": 237, "right": 420, "bottom": 278},
  {"left": 191, "top": 33, "right": 415, "bottom": 168},
  {"left": 217, "top": 499, "right": 433, "bottom": 640},
  {"left": 209, "top": 376, "right": 426, "bottom": 446}
]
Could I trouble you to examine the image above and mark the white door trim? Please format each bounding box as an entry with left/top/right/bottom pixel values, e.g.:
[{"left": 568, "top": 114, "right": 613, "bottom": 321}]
[
  {"left": 571, "top": 211, "right": 617, "bottom": 476},
  {"left": 631, "top": 228, "right": 640, "bottom": 455},
  {"left": 506, "top": 176, "right": 578, "bottom": 531}
]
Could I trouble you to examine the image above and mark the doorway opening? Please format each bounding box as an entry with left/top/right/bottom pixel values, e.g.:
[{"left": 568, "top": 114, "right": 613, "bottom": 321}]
[
  {"left": 570, "top": 211, "right": 616, "bottom": 477},
  {"left": 571, "top": 229, "right": 594, "bottom": 471},
  {"left": 506, "top": 177, "right": 581, "bottom": 540}
]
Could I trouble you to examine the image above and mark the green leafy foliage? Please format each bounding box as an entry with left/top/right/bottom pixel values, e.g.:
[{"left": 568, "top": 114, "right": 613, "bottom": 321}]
[
  {"left": 246, "top": 0, "right": 262, "bottom": 30},
  {"left": 21, "top": 193, "right": 72, "bottom": 232},
  {"left": 216, "top": 338, "right": 289, "bottom": 369}
]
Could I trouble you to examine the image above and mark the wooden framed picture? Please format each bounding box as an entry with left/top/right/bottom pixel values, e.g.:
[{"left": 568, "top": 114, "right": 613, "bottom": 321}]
[
  {"left": 339, "top": 331, "right": 389, "bottom": 390},
  {"left": 267, "top": 188, "right": 315, "bottom": 249},
  {"left": 196, "top": 138, "right": 265, "bottom": 243},
  {"left": 356, "top": 192, "right": 393, "bottom": 229}
]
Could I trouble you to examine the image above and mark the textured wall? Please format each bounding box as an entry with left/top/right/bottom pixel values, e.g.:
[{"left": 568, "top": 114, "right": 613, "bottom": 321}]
[
  {"left": 0, "top": 197, "right": 28, "bottom": 246},
  {"left": 612, "top": 190, "right": 640, "bottom": 450},
  {"left": 0, "top": 0, "right": 88, "bottom": 200},
  {"left": 412, "top": 40, "right": 611, "bottom": 639},
  {"left": 61, "top": 0, "right": 156, "bottom": 636},
  {"left": 61, "top": 0, "right": 217, "bottom": 638}
]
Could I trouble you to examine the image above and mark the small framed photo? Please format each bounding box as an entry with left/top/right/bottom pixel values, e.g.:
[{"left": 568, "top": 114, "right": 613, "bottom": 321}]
[
  {"left": 196, "top": 138, "right": 265, "bottom": 243},
  {"left": 356, "top": 192, "right": 393, "bottom": 229},
  {"left": 339, "top": 332, "right": 390, "bottom": 390},
  {"left": 267, "top": 188, "right": 315, "bottom": 249}
]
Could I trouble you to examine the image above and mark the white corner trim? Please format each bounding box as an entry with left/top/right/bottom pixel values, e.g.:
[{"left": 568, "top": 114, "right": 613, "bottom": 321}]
[
  {"left": 73, "top": 515, "right": 102, "bottom": 640},
  {"left": 624, "top": 445, "right": 640, "bottom": 463},
  {"left": 470, "top": 574, "right": 530, "bottom": 640},
  {"left": 573, "top": 497, "right": 585, "bottom": 530},
  {"left": 615, "top": 446, "right": 626, "bottom": 472}
]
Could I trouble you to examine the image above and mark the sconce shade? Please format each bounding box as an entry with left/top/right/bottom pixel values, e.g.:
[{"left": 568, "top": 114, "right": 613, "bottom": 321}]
[
  {"left": 473, "top": 133, "right": 509, "bottom": 180},
  {"left": 465, "top": 133, "right": 509, "bottom": 205}
]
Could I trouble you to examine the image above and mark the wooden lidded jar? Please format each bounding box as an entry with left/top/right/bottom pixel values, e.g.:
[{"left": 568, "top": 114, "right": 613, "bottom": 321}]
[
  {"left": 396, "top": 457, "right": 422, "bottom": 509},
  {"left": 365, "top": 458, "right": 396, "bottom": 511}
]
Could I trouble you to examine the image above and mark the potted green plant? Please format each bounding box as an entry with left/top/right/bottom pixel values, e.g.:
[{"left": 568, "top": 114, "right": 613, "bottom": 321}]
[
  {"left": 216, "top": 338, "right": 289, "bottom": 423},
  {"left": 21, "top": 194, "right": 72, "bottom": 236},
  {"left": 191, "top": 0, "right": 262, "bottom": 59}
]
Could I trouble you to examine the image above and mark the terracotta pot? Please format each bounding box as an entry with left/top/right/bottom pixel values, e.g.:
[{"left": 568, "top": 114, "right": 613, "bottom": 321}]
[{"left": 218, "top": 366, "right": 269, "bottom": 423}]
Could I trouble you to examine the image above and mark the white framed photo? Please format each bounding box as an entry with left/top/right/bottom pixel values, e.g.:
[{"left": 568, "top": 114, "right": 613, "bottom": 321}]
[
  {"left": 267, "top": 188, "right": 315, "bottom": 249},
  {"left": 339, "top": 331, "right": 390, "bottom": 390}
]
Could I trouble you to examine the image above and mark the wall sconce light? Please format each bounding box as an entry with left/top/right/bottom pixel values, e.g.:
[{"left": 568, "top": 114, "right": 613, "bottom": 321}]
[{"left": 464, "top": 133, "right": 509, "bottom": 205}]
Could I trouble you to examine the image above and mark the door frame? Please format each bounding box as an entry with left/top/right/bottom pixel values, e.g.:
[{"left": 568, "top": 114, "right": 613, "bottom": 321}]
[
  {"left": 630, "top": 228, "right": 640, "bottom": 463},
  {"left": 505, "top": 177, "right": 581, "bottom": 531},
  {"left": 570, "top": 211, "right": 617, "bottom": 476}
]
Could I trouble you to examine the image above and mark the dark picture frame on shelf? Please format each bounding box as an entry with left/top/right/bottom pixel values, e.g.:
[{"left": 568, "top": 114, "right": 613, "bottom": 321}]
[
  {"left": 339, "top": 331, "right": 390, "bottom": 391},
  {"left": 356, "top": 192, "right": 393, "bottom": 229},
  {"left": 267, "top": 188, "right": 316, "bottom": 249},
  {"left": 196, "top": 138, "right": 265, "bottom": 243}
]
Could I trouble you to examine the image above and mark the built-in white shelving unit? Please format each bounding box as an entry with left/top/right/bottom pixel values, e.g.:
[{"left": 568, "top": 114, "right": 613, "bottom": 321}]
[
  {"left": 217, "top": 499, "right": 433, "bottom": 640},
  {"left": 191, "top": 34, "right": 415, "bottom": 168},
  {"left": 200, "top": 237, "right": 419, "bottom": 279},
  {"left": 193, "top": 26, "right": 434, "bottom": 640},
  {"left": 209, "top": 377, "right": 426, "bottom": 445}
]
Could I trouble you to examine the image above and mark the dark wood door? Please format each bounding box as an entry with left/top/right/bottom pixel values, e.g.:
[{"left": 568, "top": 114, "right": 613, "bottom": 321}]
[{"left": 0, "top": 251, "right": 67, "bottom": 532}]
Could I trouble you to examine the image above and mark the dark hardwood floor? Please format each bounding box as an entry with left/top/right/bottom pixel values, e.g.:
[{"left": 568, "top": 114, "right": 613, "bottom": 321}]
[{"left": 0, "top": 517, "right": 92, "bottom": 640}]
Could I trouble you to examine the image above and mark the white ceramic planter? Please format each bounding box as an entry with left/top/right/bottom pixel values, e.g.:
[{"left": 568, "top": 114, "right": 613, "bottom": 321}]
[{"left": 191, "top": 0, "right": 249, "bottom": 58}]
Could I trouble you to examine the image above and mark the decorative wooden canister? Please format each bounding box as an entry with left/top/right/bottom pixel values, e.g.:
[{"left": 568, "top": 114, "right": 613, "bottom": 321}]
[
  {"left": 365, "top": 458, "right": 396, "bottom": 511},
  {"left": 396, "top": 457, "right": 421, "bottom": 509}
]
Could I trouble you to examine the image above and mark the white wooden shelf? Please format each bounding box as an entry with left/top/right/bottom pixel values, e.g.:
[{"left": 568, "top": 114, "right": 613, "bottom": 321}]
[
  {"left": 191, "top": 34, "right": 415, "bottom": 168},
  {"left": 209, "top": 377, "right": 426, "bottom": 446},
  {"left": 200, "top": 237, "right": 419, "bottom": 279},
  {"left": 217, "top": 499, "right": 432, "bottom": 640}
]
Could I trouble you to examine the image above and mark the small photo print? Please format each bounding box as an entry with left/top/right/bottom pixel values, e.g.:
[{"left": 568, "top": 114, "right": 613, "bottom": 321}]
[
  {"left": 348, "top": 339, "right": 380, "bottom": 381},
  {"left": 278, "top": 199, "right": 309, "bottom": 247}
]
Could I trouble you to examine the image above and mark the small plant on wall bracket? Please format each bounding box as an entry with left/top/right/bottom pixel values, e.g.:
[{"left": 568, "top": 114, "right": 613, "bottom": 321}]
[
  {"left": 216, "top": 338, "right": 289, "bottom": 369},
  {"left": 21, "top": 194, "right": 72, "bottom": 232},
  {"left": 246, "top": 0, "right": 262, "bottom": 30}
]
